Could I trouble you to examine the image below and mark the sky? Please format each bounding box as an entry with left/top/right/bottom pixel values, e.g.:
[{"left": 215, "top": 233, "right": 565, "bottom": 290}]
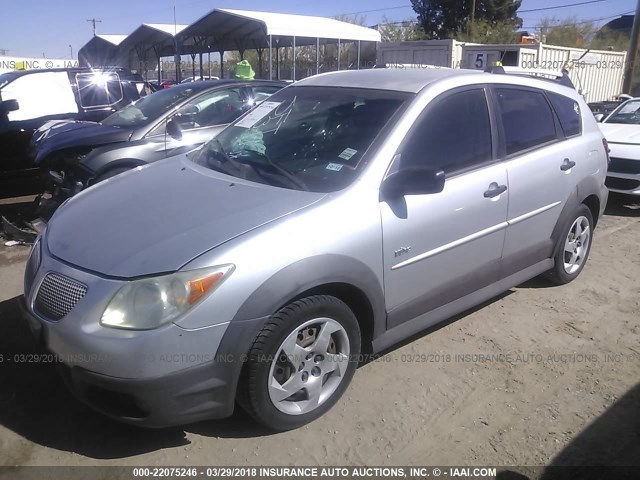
[{"left": 0, "top": 0, "right": 638, "bottom": 59}]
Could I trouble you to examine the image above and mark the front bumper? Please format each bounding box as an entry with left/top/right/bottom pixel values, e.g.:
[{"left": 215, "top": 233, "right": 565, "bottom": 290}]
[
  {"left": 22, "top": 247, "right": 269, "bottom": 427},
  {"left": 21, "top": 293, "right": 267, "bottom": 427},
  {"left": 605, "top": 155, "right": 640, "bottom": 196}
]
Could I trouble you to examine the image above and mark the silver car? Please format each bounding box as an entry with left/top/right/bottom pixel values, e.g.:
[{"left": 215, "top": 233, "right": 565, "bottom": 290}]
[{"left": 22, "top": 67, "right": 608, "bottom": 430}]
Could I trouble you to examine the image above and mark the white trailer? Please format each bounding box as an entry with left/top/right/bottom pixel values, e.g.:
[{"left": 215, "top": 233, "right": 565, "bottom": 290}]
[{"left": 377, "top": 40, "right": 626, "bottom": 103}]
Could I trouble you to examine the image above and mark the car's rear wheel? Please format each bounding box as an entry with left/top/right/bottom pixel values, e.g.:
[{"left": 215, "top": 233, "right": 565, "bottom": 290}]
[
  {"left": 238, "top": 295, "right": 360, "bottom": 431},
  {"left": 547, "top": 204, "right": 593, "bottom": 285}
]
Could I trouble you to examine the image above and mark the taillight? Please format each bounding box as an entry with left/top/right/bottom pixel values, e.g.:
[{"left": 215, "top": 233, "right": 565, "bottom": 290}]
[{"left": 603, "top": 137, "right": 611, "bottom": 164}]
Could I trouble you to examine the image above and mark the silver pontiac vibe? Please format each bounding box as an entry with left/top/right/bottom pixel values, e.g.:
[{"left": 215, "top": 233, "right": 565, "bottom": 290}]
[{"left": 22, "top": 67, "right": 608, "bottom": 430}]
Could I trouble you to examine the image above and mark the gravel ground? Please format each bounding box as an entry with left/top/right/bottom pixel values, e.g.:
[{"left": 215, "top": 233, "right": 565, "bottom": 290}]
[{"left": 0, "top": 194, "right": 638, "bottom": 471}]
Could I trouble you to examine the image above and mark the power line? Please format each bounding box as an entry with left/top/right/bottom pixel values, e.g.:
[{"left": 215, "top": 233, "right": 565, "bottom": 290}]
[
  {"left": 340, "top": 5, "right": 411, "bottom": 17},
  {"left": 520, "top": 0, "right": 606, "bottom": 13},
  {"left": 521, "top": 9, "right": 635, "bottom": 29}
]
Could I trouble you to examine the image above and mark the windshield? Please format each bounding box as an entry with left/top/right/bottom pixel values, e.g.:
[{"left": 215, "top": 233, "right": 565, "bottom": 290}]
[
  {"left": 101, "top": 86, "right": 197, "bottom": 128},
  {"left": 605, "top": 100, "right": 640, "bottom": 124},
  {"left": 192, "top": 86, "right": 410, "bottom": 192}
]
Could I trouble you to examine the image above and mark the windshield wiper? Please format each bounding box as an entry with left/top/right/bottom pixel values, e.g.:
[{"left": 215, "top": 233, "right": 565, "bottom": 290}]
[
  {"left": 203, "top": 138, "right": 246, "bottom": 176},
  {"left": 247, "top": 149, "right": 310, "bottom": 191}
]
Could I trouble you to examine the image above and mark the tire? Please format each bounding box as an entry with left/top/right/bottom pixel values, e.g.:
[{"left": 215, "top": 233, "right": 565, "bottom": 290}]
[
  {"left": 237, "top": 295, "right": 361, "bottom": 431},
  {"left": 546, "top": 204, "right": 594, "bottom": 285}
]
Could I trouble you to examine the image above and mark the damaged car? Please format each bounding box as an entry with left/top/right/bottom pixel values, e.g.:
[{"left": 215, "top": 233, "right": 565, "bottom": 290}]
[
  {"left": 0, "top": 67, "right": 146, "bottom": 197},
  {"left": 30, "top": 79, "right": 285, "bottom": 212}
]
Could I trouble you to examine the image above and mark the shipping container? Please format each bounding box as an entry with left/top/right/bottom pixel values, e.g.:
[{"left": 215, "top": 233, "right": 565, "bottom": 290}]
[{"left": 377, "top": 41, "right": 626, "bottom": 103}]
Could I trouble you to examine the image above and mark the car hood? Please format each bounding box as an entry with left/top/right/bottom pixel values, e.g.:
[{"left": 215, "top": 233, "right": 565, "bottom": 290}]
[
  {"left": 599, "top": 123, "right": 640, "bottom": 144},
  {"left": 46, "top": 157, "right": 325, "bottom": 278},
  {"left": 32, "top": 120, "right": 133, "bottom": 164}
]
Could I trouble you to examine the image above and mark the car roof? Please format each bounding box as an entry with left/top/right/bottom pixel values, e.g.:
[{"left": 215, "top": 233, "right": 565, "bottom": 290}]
[
  {"left": 296, "top": 68, "right": 477, "bottom": 93},
  {"left": 295, "top": 67, "right": 578, "bottom": 96}
]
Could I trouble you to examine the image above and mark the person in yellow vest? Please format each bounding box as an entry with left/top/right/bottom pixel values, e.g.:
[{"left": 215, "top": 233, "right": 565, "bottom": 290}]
[{"left": 234, "top": 59, "right": 255, "bottom": 80}]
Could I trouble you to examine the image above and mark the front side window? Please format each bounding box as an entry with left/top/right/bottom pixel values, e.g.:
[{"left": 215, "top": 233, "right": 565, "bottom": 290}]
[
  {"left": 495, "top": 88, "right": 557, "bottom": 155},
  {"left": 605, "top": 99, "right": 640, "bottom": 125},
  {"left": 76, "top": 72, "right": 123, "bottom": 108},
  {"left": 173, "top": 88, "right": 246, "bottom": 130},
  {"left": 548, "top": 92, "right": 582, "bottom": 137},
  {"left": 400, "top": 88, "right": 492, "bottom": 174},
  {"left": 192, "top": 86, "right": 410, "bottom": 192}
]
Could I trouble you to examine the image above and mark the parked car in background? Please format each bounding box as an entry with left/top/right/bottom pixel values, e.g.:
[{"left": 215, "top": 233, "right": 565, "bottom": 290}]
[
  {"left": 22, "top": 68, "right": 607, "bottom": 430},
  {"left": 598, "top": 97, "right": 640, "bottom": 196},
  {"left": 181, "top": 75, "right": 220, "bottom": 83},
  {"left": 30, "top": 79, "right": 285, "bottom": 211},
  {"left": 0, "top": 67, "right": 145, "bottom": 196},
  {"left": 589, "top": 94, "right": 632, "bottom": 120}
]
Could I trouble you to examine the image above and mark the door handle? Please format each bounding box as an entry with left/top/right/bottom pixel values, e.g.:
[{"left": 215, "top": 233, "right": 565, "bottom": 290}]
[
  {"left": 561, "top": 158, "right": 576, "bottom": 171},
  {"left": 484, "top": 183, "right": 507, "bottom": 198}
]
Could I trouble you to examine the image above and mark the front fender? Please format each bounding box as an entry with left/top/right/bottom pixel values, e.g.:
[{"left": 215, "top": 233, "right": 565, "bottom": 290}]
[{"left": 233, "top": 254, "right": 387, "bottom": 339}]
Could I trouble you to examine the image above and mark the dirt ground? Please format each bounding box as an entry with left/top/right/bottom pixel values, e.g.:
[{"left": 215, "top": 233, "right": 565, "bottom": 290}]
[{"left": 0, "top": 194, "right": 638, "bottom": 471}]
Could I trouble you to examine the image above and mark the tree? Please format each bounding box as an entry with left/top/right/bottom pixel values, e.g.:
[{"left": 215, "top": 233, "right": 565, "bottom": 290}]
[
  {"left": 537, "top": 16, "right": 596, "bottom": 48},
  {"left": 411, "top": 0, "right": 522, "bottom": 40},
  {"left": 455, "top": 19, "right": 519, "bottom": 44},
  {"left": 590, "top": 26, "right": 630, "bottom": 51},
  {"left": 379, "top": 16, "right": 427, "bottom": 42}
]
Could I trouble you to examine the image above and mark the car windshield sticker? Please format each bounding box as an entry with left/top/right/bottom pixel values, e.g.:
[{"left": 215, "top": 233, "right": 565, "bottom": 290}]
[
  {"left": 235, "top": 101, "right": 281, "bottom": 129},
  {"left": 338, "top": 148, "right": 358, "bottom": 160},
  {"left": 326, "top": 163, "right": 343, "bottom": 171}
]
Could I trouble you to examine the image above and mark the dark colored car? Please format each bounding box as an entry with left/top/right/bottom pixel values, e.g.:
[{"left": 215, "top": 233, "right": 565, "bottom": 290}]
[
  {"left": 31, "top": 79, "right": 285, "bottom": 208},
  {"left": 0, "top": 68, "right": 145, "bottom": 196}
]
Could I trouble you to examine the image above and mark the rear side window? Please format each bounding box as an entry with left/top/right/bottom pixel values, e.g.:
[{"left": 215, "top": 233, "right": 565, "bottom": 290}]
[
  {"left": 548, "top": 92, "right": 582, "bottom": 137},
  {"left": 401, "top": 88, "right": 492, "bottom": 174},
  {"left": 76, "top": 73, "right": 123, "bottom": 108},
  {"left": 495, "top": 88, "right": 557, "bottom": 155}
]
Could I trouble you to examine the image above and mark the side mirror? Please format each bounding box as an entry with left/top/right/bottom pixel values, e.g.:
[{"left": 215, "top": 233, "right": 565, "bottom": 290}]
[
  {"left": 0, "top": 99, "right": 19, "bottom": 113},
  {"left": 166, "top": 117, "right": 183, "bottom": 140},
  {"left": 594, "top": 113, "right": 604, "bottom": 122},
  {"left": 381, "top": 167, "right": 445, "bottom": 199}
]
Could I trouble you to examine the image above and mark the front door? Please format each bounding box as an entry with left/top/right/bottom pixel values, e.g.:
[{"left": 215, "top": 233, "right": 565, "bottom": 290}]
[{"left": 380, "top": 87, "right": 509, "bottom": 329}]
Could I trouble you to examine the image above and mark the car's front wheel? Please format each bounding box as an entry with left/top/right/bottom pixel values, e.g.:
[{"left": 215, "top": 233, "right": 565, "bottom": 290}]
[{"left": 238, "top": 295, "right": 361, "bottom": 431}]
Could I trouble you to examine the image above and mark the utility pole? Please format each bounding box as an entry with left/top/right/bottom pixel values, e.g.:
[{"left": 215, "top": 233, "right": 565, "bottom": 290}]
[
  {"left": 69, "top": 45, "right": 73, "bottom": 59},
  {"left": 471, "top": 0, "right": 476, "bottom": 23},
  {"left": 87, "top": 18, "right": 102, "bottom": 37},
  {"left": 623, "top": 0, "right": 640, "bottom": 94}
]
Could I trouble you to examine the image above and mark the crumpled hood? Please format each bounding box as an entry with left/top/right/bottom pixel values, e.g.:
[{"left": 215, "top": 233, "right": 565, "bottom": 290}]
[
  {"left": 32, "top": 120, "right": 133, "bottom": 164},
  {"left": 599, "top": 123, "right": 640, "bottom": 144},
  {"left": 46, "top": 157, "right": 325, "bottom": 278}
]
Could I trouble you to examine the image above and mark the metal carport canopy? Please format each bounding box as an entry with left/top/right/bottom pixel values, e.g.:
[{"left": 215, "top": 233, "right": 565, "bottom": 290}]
[
  {"left": 179, "top": 8, "right": 381, "bottom": 50},
  {"left": 119, "top": 23, "right": 189, "bottom": 56},
  {"left": 78, "top": 34, "right": 129, "bottom": 67}
]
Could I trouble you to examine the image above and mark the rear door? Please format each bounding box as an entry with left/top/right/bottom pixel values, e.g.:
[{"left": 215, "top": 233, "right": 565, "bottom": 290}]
[
  {"left": 380, "top": 87, "right": 509, "bottom": 329},
  {"left": 492, "top": 86, "right": 577, "bottom": 276}
]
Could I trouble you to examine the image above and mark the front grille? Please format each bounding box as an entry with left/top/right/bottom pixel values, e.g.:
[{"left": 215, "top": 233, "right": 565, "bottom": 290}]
[
  {"left": 608, "top": 157, "right": 640, "bottom": 175},
  {"left": 605, "top": 176, "right": 640, "bottom": 191},
  {"left": 35, "top": 272, "right": 87, "bottom": 321}
]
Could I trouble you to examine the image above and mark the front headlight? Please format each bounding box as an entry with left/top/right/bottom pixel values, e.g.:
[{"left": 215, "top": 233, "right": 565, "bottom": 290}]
[{"left": 101, "top": 265, "right": 234, "bottom": 330}]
